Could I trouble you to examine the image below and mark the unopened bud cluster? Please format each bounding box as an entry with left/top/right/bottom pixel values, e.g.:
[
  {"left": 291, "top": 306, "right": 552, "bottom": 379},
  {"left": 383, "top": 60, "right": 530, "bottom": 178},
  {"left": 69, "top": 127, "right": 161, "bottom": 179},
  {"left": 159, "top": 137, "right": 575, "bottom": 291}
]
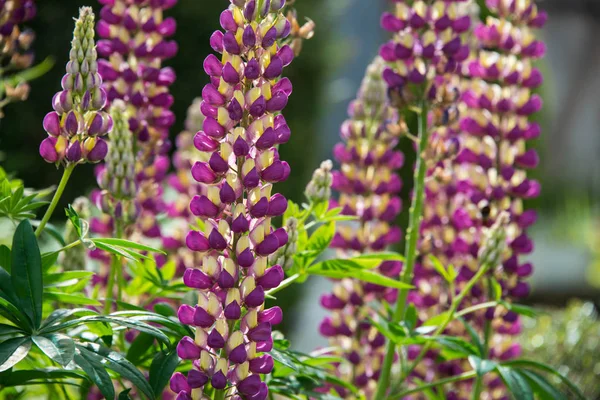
[{"left": 305, "top": 160, "right": 333, "bottom": 204}]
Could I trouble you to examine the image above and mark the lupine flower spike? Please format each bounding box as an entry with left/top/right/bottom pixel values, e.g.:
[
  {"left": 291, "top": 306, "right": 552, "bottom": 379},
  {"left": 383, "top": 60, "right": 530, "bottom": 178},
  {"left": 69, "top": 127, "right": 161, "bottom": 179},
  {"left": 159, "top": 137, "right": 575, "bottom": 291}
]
[
  {"left": 40, "top": 7, "right": 111, "bottom": 166},
  {"left": 170, "top": 0, "right": 295, "bottom": 399},
  {"left": 97, "top": 0, "right": 178, "bottom": 240},
  {"left": 318, "top": 57, "right": 406, "bottom": 398},
  {"left": 407, "top": 0, "right": 546, "bottom": 397}
]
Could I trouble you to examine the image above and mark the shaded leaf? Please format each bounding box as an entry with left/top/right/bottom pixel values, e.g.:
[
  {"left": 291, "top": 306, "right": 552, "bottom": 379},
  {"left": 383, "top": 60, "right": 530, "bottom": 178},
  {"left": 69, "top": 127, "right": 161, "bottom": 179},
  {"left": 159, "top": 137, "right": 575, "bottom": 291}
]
[
  {"left": 74, "top": 348, "right": 115, "bottom": 400},
  {"left": 149, "top": 350, "right": 179, "bottom": 396},
  {"left": 11, "top": 220, "right": 43, "bottom": 328},
  {"left": 497, "top": 366, "right": 533, "bottom": 400}
]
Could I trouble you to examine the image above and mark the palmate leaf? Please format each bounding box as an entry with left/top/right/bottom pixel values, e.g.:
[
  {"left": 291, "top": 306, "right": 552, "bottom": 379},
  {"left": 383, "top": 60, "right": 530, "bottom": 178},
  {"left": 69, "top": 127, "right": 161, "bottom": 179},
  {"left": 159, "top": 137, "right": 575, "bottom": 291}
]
[
  {"left": 518, "top": 369, "right": 568, "bottom": 400},
  {"left": 497, "top": 366, "right": 534, "bottom": 400},
  {"left": 307, "top": 258, "right": 412, "bottom": 290},
  {"left": 74, "top": 347, "right": 115, "bottom": 400},
  {"left": 78, "top": 343, "right": 155, "bottom": 400},
  {"left": 10, "top": 220, "right": 43, "bottom": 329}
]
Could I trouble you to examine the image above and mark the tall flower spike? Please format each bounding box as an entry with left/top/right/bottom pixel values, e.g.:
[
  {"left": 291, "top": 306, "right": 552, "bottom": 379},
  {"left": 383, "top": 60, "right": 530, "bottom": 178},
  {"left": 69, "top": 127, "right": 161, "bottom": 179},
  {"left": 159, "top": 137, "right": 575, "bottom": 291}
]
[
  {"left": 170, "top": 1, "right": 294, "bottom": 399},
  {"left": 318, "top": 57, "right": 406, "bottom": 398},
  {"left": 95, "top": 100, "right": 138, "bottom": 226},
  {"left": 380, "top": 0, "right": 472, "bottom": 109},
  {"left": 40, "top": 7, "right": 111, "bottom": 165},
  {"left": 97, "top": 0, "right": 178, "bottom": 240},
  {"left": 411, "top": 0, "right": 546, "bottom": 397},
  {"left": 0, "top": 0, "right": 37, "bottom": 115}
]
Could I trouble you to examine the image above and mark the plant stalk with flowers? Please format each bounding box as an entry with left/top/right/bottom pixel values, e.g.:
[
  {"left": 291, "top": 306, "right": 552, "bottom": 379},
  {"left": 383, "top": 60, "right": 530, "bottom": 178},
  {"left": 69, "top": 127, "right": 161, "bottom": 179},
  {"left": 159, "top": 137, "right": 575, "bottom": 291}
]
[{"left": 0, "top": 1, "right": 590, "bottom": 400}]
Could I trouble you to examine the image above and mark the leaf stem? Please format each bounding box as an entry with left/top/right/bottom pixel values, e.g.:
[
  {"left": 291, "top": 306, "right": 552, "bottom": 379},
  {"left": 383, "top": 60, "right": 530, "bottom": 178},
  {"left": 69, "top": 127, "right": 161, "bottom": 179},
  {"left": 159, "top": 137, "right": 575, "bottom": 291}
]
[
  {"left": 35, "top": 164, "right": 75, "bottom": 238},
  {"left": 374, "top": 100, "right": 429, "bottom": 399},
  {"left": 389, "top": 371, "right": 477, "bottom": 399},
  {"left": 402, "top": 258, "right": 494, "bottom": 380}
]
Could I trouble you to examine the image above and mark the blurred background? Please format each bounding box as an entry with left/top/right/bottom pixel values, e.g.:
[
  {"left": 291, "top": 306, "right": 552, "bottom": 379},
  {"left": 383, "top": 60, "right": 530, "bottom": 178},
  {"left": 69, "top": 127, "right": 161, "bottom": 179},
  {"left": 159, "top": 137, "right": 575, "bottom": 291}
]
[{"left": 1, "top": 0, "right": 599, "bottom": 395}]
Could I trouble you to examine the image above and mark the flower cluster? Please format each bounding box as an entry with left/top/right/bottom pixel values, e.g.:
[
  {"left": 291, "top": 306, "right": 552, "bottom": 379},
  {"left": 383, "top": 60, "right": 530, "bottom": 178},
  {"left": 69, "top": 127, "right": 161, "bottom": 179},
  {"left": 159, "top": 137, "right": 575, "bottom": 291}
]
[
  {"left": 96, "top": 0, "right": 178, "bottom": 239},
  {"left": 40, "top": 7, "right": 111, "bottom": 165},
  {"left": 379, "top": 0, "right": 472, "bottom": 107},
  {"left": 318, "top": 57, "right": 406, "bottom": 396},
  {"left": 0, "top": 0, "right": 37, "bottom": 111},
  {"left": 410, "top": 0, "right": 546, "bottom": 397},
  {"left": 170, "top": 1, "right": 295, "bottom": 398},
  {"left": 94, "top": 100, "right": 138, "bottom": 226}
]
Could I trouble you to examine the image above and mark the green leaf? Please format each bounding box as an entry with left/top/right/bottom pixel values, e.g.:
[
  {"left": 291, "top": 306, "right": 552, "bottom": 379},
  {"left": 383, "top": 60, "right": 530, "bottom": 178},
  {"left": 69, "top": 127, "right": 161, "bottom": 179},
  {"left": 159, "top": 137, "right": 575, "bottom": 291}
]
[
  {"left": 118, "top": 389, "right": 133, "bottom": 400},
  {"left": 497, "top": 366, "right": 533, "bottom": 400},
  {"left": 126, "top": 332, "right": 155, "bottom": 366},
  {"left": 0, "top": 266, "right": 18, "bottom": 306},
  {"left": 306, "top": 222, "right": 335, "bottom": 253},
  {"left": 429, "top": 255, "right": 452, "bottom": 283},
  {"left": 518, "top": 369, "right": 568, "bottom": 400},
  {"left": 0, "top": 336, "right": 31, "bottom": 372},
  {"left": 44, "top": 292, "right": 102, "bottom": 306},
  {"left": 41, "top": 251, "right": 59, "bottom": 272},
  {"left": 45, "top": 271, "right": 95, "bottom": 286},
  {"left": 0, "top": 245, "right": 11, "bottom": 273},
  {"left": 308, "top": 259, "right": 413, "bottom": 289},
  {"left": 405, "top": 304, "right": 417, "bottom": 331},
  {"left": 500, "top": 360, "right": 586, "bottom": 400},
  {"left": 40, "top": 308, "right": 98, "bottom": 332},
  {"left": 352, "top": 252, "right": 405, "bottom": 262},
  {"left": 501, "top": 302, "right": 538, "bottom": 318},
  {"left": 92, "top": 238, "right": 166, "bottom": 255},
  {"left": 10, "top": 220, "right": 43, "bottom": 328},
  {"left": 459, "top": 318, "right": 484, "bottom": 357},
  {"left": 74, "top": 348, "right": 115, "bottom": 400},
  {"left": 0, "top": 368, "right": 87, "bottom": 387},
  {"left": 422, "top": 311, "right": 451, "bottom": 327},
  {"left": 0, "top": 296, "right": 31, "bottom": 330},
  {"left": 78, "top": 343, "right": 155, "bottom": 400},
  {"left": 0, "top": 323, "right": 25, "bottom": 336},
  {"left": 490, "top": 278, "right": 503, "bottom": 301},
  {"left": 32, "top": 334, "right": 75, "bottom": 366},
  {"left": 149, "top": 350, "right": 179, "bottom": 397},
  {"left": 468, "top": 356, "right": 497, "bottom": 376}
]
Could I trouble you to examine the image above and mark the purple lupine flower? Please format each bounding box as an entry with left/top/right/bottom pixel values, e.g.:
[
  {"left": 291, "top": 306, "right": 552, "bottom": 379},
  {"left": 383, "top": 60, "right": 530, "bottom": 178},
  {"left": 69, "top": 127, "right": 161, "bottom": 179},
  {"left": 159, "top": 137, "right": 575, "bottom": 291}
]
[
  {"left": 0, "top": 0, "right": 36, "bottom": 112},
  {"left": 39, "top": 7, "right": 112, "bottom": 165},
  {"left": 318, "top": 57, "right": 406, "bottom": 397},
  {"left": 170, "top": 1, "right": 293, "bottom": 398},
  {"left": 96, "top": 0, "right": 178, "bottom": 239},
  {"left": 410, "top": 0, "right": 546, "bottom": 397},
  {"left": 379, "top": 0, "right": 472, "bottom": 109}
]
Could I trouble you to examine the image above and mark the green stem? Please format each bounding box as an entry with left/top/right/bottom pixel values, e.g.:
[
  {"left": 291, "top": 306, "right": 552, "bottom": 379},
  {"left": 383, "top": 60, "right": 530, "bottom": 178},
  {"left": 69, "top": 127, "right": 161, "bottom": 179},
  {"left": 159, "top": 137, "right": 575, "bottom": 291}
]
[
  {"left": 454, "top": 301, "right": 498, "bottom": 318},
  {"left": 213, "top": 390, "right": 225, "bottom": 400},
  {"left": 266, "top": 273, "right": 300, "bottom": 296},
  {"left": 374, "top": 101, "right": 430, "bottom": 400},
  {"left": 402, "top": 258, "right": 495, "bottom": 380},
  {"left": 35, "top": 164, "right": 76, "bottom": 238},
  {"left": 389, "top": 371, "right": 477, "bottom": 399},
  {"left": 471, "top": 281, "right": 494, "bottom": 400},
  {"left": 104, "top": 220, "right": 124, "bottom": 315}
]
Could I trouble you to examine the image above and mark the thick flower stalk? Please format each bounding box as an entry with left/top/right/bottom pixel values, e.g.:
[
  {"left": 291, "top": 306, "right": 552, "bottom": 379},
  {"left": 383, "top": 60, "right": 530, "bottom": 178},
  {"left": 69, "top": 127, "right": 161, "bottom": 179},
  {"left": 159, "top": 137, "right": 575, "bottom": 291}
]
[
  {"left": 318, "top": 57, "right": 406, "bottom": 397},
  {"left": 39, "top": 7, "right": 111, "bottom": 166},
  {"left": 408, "top": 0, "right": 546, "bottom": 397},
  {"left": 0, "top": 0, "right": 36, "bottom": 113},
  {"left": 169, "top": 1, "right": 294, "bottom": 399},
  {"left": 96, "top": 0, "right": 177, "bottom": 239}
]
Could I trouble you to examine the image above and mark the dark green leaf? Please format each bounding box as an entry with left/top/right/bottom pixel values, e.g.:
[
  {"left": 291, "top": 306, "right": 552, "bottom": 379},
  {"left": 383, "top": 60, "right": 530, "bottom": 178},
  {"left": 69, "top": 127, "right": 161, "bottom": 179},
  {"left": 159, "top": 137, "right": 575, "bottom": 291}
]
[
  {"left": 10, "top": 220, "right": 43, "bottom": 328},
  {"left": 0, "top": 323, "right": 25, "bottom": 336},
  {"left": 41, "top": 251, "right": 59, "bottom": 272},
  {"left": 0, "top": 245, "right": 11, "bottom": 273},
  {"left": 32, "top": 334, "right": 75, "bottom": 366},
  {"left": 518, "top": 369, "right": 568, "bottom": 400},
  {"left": 0, "top": 297, "right": 30, "bottom": 330},
  {"left": 459, "top": 318, "right": 484, "bottom": 357},
  {"left": 153, "top": 303, "right": 176, "bottom": 317},
  {"left": 40, "top": 308, "right": 98, "bottom": 332},
  {"left": 74, "top": 348, "right": 115, "bottom": 400},
  {"left": 501, "top": 302, "right": 538, "bottom": 318},
  {"left": 497, "top": 366, "right": 533, "bottom": 400},
  {"left": 0, "top": 266, "right": 18, "bottom": 306},
  {"left": 149, "top": 350, "right": 179, "bottom": 396},
  {"left": 0, "top": 337, "right": 31, "bottom": 372},
  {"left": 501, "top": 360, "right": 586, "bottom": 400},
  {"left": 308, "top": 259, "right": 413, "bottom": 289},
  {"left": 126, "top": 332, "right": 155, "bottom": 366},
  {"left": 0, "top": 368, "right": 87, "bottom": 387},
  {"left": 118, "top": 389, "right": 133, "bottom": 400},
  {"left": 79, "top": 344, "right": 154, "bottom": 400}
]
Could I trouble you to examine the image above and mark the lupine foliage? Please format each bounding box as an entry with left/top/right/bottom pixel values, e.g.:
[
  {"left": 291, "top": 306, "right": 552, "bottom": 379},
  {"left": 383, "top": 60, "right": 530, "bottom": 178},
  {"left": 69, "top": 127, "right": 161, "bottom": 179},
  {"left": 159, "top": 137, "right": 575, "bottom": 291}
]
[{"left": 0, "top": 1, "right": 590, "bottom": 400}]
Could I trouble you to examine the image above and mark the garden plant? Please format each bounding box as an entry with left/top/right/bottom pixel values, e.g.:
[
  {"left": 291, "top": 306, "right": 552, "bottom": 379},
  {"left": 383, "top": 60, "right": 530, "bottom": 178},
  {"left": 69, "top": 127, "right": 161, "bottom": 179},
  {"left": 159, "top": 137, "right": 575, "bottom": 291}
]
[{"left": 0, "top": 0, "right": 590, "bottom": 399}]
